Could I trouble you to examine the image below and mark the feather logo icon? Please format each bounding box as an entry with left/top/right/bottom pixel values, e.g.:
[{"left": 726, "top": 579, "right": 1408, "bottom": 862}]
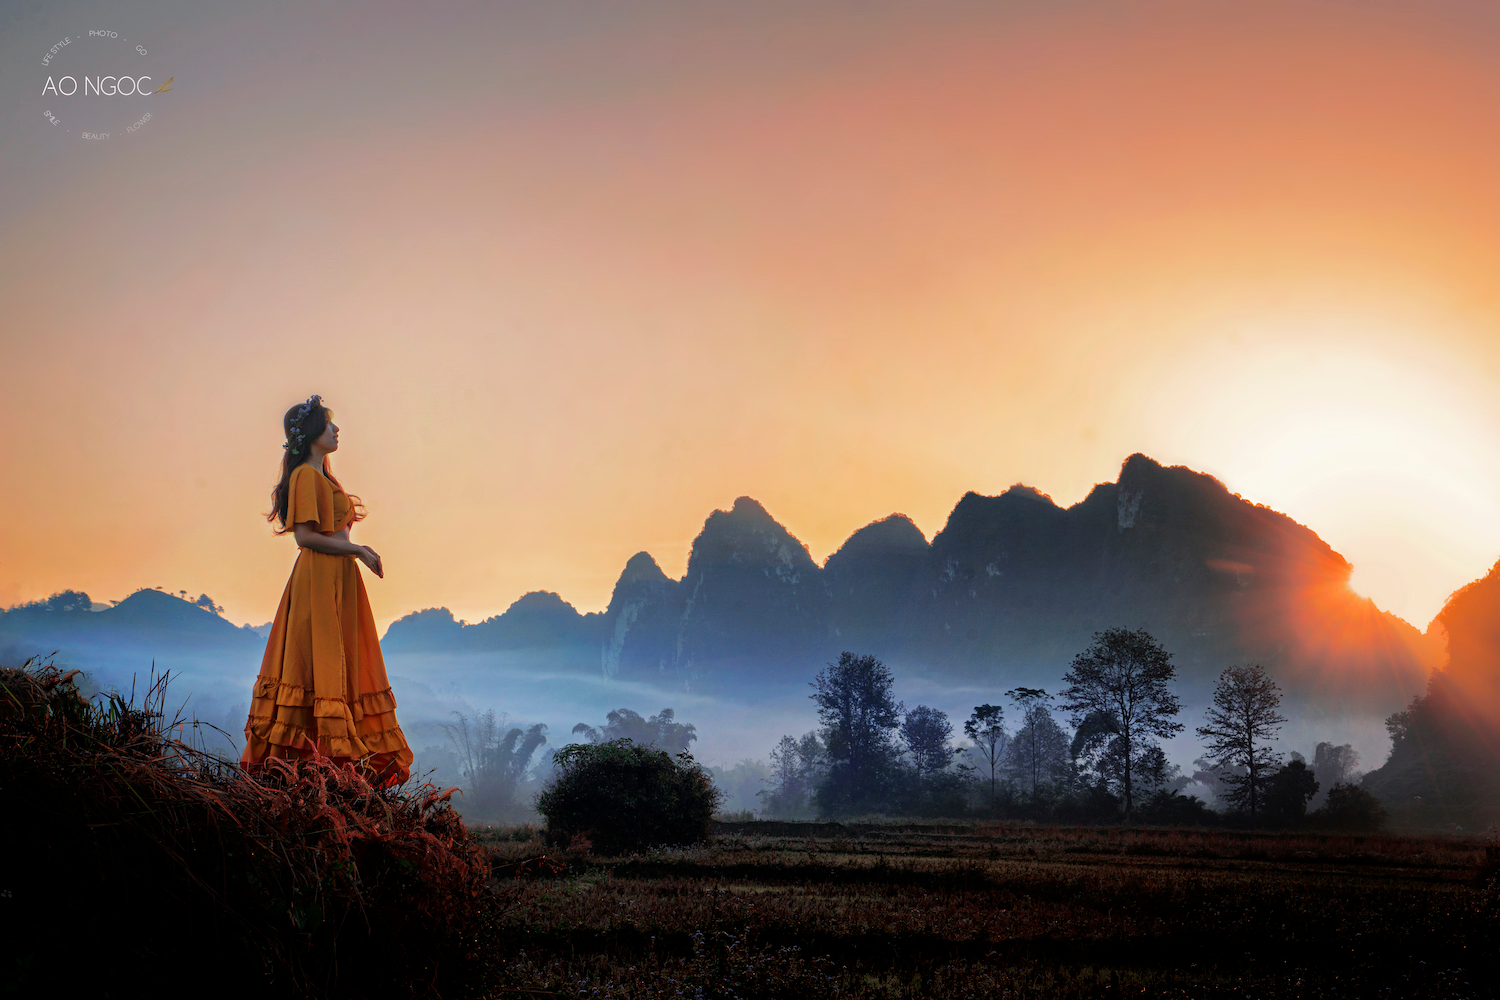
[{"left": 153, "top": 76, "right": 173, "bottom": 93}]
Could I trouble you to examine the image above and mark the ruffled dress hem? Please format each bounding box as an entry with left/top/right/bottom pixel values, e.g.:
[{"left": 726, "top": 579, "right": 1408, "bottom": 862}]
[{"left": 241, "top": 462, "right": 414, "bottom": 787}]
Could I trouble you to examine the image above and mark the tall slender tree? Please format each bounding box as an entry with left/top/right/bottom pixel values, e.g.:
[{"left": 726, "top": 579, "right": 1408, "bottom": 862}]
[
  {"left": 1196, "top": 664, "right": 1286, "bottom": 820},
  {"left": 1003, "top": 687, "right": 1070, "bottom": 802},
  {"left": 811, "top": 652, "right": 904, "bottom": 815},
  {"left": 963, "top": 704, "right": 1007, "bottom": 808},
  {"left": 1061, "top": 628, "right": 1183, "bottom": 818},
  {"left": 759, "top": 731, "right": 825, "bottom": 819}
]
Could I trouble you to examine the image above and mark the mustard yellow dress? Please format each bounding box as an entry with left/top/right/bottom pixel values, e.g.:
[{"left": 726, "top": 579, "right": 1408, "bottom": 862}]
[{"left": 242, "top": 462, "right": 413, "bottom": 784}]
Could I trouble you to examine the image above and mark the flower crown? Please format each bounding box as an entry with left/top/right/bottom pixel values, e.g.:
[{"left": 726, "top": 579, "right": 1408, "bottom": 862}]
[{"left": 283, "top": 394, "right": 323, "bottom": 455}]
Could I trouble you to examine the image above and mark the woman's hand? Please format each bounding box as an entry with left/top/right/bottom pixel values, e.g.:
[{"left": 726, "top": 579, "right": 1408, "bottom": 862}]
[
  {"left": 293, "top": 523, "right": 380, "bottom": 576},
  {"left": 358, "top": 546, "right": 384, "bottom": 578}
]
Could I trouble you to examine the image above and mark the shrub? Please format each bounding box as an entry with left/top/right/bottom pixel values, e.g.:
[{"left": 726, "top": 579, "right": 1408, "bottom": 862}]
[
  {"left": 890, "top": 766, "right": 973, "bottom": 818},
  {"left": 1053, "top": 782, "right": 1123, "bottom": 824},
  {"left": 0, "top": 659, "right": 494, "bottom": 998},
  {"left": 1311, "top": 782, "right": 1388, "bottom": 832},
  {"left": 1260, "top": 759, "right": 1319, "bottom": 827},
  {"left": 537, "top": 739, "right": 722, "bottom": 854},
  {"left": 1135, "top": 789, "right": 1219, "bottom": 827}
]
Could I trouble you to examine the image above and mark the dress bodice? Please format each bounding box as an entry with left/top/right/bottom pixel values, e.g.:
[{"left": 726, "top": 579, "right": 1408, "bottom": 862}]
[{"left": 287, "top": 463, "right": 356, "bottom": 535}]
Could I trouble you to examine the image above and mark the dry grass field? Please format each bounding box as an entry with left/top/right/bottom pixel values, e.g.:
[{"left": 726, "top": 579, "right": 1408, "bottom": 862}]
[
  {"left": 9, "top": 660, "right": 1492, "bottom": 999},
  {"left": 469, "top": 820, "right": 1499, "bottom": 999}
]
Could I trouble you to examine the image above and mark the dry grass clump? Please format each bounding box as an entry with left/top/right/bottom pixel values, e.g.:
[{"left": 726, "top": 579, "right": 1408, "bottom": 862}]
[{"left": 0, "top": 659, "right": 494, "bottom": 998}]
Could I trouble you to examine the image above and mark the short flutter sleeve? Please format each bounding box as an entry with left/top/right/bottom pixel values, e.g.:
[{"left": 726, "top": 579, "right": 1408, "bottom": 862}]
[{"left": 287, "top": 464, "right": 336, "bottom": 533}]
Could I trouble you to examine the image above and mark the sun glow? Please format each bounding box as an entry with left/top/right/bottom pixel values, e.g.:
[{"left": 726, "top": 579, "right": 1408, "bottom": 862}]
[
  {"left": 1151, "top": 316, "right": 1500, "bottom": 629},
  {"left": 6, "top": 2, "right": 1500, "bottom": 637}
]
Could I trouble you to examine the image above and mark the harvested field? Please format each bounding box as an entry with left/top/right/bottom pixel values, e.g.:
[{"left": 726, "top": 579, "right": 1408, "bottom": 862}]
[
  {"left": 469, "top": 820, "right": 1499, "bottom": 999},
  {"left": 5, "top": 657, "right": 1492, "bottom": 997}
]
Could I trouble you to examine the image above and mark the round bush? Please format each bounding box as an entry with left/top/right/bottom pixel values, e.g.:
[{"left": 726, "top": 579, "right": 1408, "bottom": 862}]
[
  {"left": 537, "top": 739, "right": 722, "bottom": 854},
  {"left": 1313, "top": 782, "right": 1388, "bottom": 831}
]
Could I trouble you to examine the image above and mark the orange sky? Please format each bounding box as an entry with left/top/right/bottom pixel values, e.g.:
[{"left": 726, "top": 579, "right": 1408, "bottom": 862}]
[{"left": 5, "top": 0, "right": 1500, "bottom": 633}]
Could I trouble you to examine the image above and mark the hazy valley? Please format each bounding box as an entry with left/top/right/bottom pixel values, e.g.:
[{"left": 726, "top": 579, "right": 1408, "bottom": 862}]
[{"left": 2, "top": 454, "right": 1482, "bottom": 821}]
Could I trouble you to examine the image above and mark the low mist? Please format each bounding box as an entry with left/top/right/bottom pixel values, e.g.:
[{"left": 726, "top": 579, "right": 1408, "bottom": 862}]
[{"left": 9, "top": 633, "right": 1402, "bottom": 825}]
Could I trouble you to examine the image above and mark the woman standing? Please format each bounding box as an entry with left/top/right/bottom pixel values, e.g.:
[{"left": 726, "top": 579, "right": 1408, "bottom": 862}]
[{"left": 242, "top": 395, "right": 413, "bottom": 785}]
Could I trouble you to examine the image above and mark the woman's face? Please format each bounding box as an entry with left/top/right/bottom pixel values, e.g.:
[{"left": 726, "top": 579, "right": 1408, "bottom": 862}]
[{"left": 315, "top": 417, "right": 339, "bottom": 454}]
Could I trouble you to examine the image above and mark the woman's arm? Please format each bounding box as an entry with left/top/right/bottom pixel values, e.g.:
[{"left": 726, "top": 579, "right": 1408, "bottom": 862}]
[{"left": 293, "top": 522, "right": 383, "bottom": 577}]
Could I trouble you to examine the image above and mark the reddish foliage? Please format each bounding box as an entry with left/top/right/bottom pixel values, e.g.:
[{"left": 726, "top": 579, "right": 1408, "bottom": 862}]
[{"left": 0, "top": 660, "right": 495, "bottom": 998}]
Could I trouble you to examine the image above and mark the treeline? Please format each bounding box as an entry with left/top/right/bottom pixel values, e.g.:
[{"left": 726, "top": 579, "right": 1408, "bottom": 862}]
[
  {"left": 427, "top": 628, "right": 1390, "bottom": 829},
  {"left": 761, "top": 629, "right": 1387, "bottom": 828}
]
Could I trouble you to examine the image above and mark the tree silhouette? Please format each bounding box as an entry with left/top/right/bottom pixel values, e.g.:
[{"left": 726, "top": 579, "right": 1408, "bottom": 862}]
[
  {"left": 812, "top": 652, "right": 903, "bottom": 815},
  {"left": 1312, "top": 741, "right": 1361, "bottom": 788},
  {"left": 572, "top": 707, "right": 697, "bottom": 755},
  {"left": 1196, "top": 664, "right": 1286, "bottom": 820},
  {"left": 1261, "top": 759, "right": 1319, "bottom": 826},
  {"left": 193, "top": 594, "right": 225, "bottom": 616},
  {"left": 1133, "top": 744, "right": 1180, "bottom": 796},
  {"left": 1003, "top": 687, "right": 1070, "bottom": 802},
  {"left": 963, "top": 704, "right": 1007, "bottom": 809},
  {"left": 40, "top": 590, "right": 91, "bottom": 612},
  {"left": 1312, "top": 782, "right": 1386, "bottom": 831},
  {"left": 444, "top": 710, "right": 549, "bottom": 821},
  {"left": 759, "top": 731, "right": 825, "bottom": 818},
  {"left": 1061, "top": 628, "right": 1183, "bottom": 818},
  {"left": 900, "top": 705, "right": 958, "bottom": 776}
]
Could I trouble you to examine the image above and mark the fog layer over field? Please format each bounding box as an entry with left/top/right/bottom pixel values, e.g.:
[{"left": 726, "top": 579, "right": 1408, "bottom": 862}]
[{"left": 3, "top": 622, "right": 1399, "bottom": 821}]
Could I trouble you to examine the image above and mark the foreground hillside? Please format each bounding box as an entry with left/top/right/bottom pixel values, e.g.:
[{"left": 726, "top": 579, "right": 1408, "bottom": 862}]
[
  {"left": 386, "top": 454, "right": 1441, "bottom": 707},
  {"left": 0, "top": 662, "right": 490, "bottom": 998}
]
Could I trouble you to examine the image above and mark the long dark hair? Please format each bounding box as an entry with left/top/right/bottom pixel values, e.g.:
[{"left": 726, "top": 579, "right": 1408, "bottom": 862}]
[{"left": 267, "top": 397, "right": 366, "bottom": 533}]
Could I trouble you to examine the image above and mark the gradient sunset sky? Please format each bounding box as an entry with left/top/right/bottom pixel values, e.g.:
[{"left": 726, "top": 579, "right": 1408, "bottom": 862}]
[{"left": 5, "top": 0, "right": 1500, "bottom": 633}]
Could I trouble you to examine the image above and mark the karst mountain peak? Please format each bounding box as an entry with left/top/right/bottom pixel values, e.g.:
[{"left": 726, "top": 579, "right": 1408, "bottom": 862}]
[{"left": 374, "top": 453, "right": 1440, "bottom": 707}]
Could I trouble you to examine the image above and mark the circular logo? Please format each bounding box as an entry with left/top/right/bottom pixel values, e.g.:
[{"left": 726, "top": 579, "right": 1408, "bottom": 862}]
[{"left": 38, "top": 28, "right": 174, "bottom": 142}]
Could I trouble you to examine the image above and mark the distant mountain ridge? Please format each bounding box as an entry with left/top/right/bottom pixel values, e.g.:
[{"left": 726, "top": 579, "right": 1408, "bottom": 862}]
[
  {"left": 1, "top": 455, "right": 1443, "bottom": 711},
  {"left": 381, "top": 454, "right": 1443, "bottom": 705},
  {"left": 381, "top": 591, "right": 604, "bottom": 655},
  {"left": 0, "top": 587, "right": 264, "bottom": 701},
  {"left": 0, "top": 587, "right": 261, "bottom": 655}
]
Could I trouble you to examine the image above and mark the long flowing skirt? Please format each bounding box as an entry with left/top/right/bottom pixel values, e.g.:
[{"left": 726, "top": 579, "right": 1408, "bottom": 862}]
[{"left": 242, "top": 548, "right": 413, "bottom": 784}]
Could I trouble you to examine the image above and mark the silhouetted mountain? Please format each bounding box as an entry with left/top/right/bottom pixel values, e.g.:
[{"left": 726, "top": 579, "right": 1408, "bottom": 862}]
[
  {"left": 671, "top": 496, "right": 827, "bottom": 675},
  {"left": 1428, "top": 557, "right": 1500, "bottom": 728},
  {"left": 377, "top": 607, "right": 466, "bottom": 651},
  {"left": 879, "top": 455, "right": 1436, "bottom": 704},
  {"left": 1362, "top": 557, "right": 1500, "bottom": 828},
  {"left": 1, "top": 589, "right": 263, "bottom": 718},
  {"left": 1, "top": 588, "right": 260, "bottom": 656},
  {"left": 382, "top": 591, "right": 603, "bottom": 655},
  {"left": 8, "top": 455, "right": 1435, "bottom": 717},
  {"left": 825, "top": 514, "right": 928, "bottom": 643},
  {"left": 601, "top": 553, "right": 678, "bottom": 678},
  {"left": 383, "top": 454, "right": 1440, "bottom": 709}
]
